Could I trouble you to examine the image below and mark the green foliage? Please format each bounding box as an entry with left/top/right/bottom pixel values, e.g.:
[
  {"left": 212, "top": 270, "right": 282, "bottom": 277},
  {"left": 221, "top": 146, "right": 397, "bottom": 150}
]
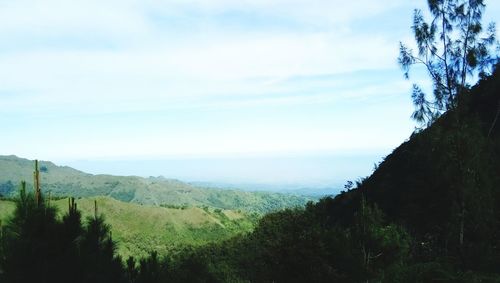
[
  {"left": 0, "top": 186, "right": 127, "bottom": 283},
  {"left": 346, "top": 67, "right": 500, "bottom": 279},
  {"left": 0, "top": 196, "right": 258, "bottom": 260},
  {"left": 348, "top": 198, "right": 411, "bottom": 279},
  {"left": 137, "top": 64, "right": 500, "bottom": 282},
  {"left": 156, "top": 198, "right": 410, "bottom": 283},
  {"left": 79, "top": 215, "right": 126, "bottom": 283},
  {"left": 0, "top": 156, "right": 313, "bottom": 214},
  {"left": 399, "top": 0, "right": 499, "bottom": 126},
  {"left": 1, "top": 11, "right": 500, "bottom": 280}
]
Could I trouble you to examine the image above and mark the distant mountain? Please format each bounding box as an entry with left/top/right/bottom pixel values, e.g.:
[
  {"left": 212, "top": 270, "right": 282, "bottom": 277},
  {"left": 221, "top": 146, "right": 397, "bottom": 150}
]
[
  {"left": 0, "top": 155, "right": 313, "bottom": 213},
  {"left": 190, "top": 181, "right": 342, "bottom": 197}
]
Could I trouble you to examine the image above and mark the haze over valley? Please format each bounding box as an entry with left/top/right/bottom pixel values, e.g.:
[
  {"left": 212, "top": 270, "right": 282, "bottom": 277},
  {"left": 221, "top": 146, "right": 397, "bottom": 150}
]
[{"left": 63, "top": 151, "right": 388, "bottom": 194}]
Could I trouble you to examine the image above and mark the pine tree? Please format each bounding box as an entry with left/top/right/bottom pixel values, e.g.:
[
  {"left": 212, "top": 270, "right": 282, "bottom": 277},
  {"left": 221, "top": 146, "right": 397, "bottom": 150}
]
[
  {"left": 399, "top": 0, "right": 499, "bottom": 126},
  {"left": 2, "top": 181, "right": 60, "bottom": 283},
  {"left": 79, "top": 202, "right": 126, "bottom": 283}
]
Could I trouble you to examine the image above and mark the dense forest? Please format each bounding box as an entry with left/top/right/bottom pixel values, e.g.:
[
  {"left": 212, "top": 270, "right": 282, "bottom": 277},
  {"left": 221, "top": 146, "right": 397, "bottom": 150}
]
[{"left": 1, "top": 0, "right": 500, "bottom": 282}]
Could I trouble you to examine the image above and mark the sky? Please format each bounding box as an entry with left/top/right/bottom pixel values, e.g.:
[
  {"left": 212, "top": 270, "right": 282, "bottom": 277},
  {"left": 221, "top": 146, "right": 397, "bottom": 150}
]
[{"left": 1, "top": 0, "right": 499, "bottom": 189}]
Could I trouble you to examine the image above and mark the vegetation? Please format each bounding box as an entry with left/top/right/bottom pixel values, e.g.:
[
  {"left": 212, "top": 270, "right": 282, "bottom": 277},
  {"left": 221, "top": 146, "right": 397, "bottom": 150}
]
[
  {"left": 2, "top": 66, "right": 499, "bottom": 282},
  {"left": 1, "top": 1, "right": 499, "bottom": 282},
  {"left": 0, "top": 196, "right": 257, "bottom": 260},
  {"left": 139, "top": 63, "right": 500, "bottom": 282},
  {"left": 0, "top": 155, "right": 313, "bottom": 214},
  {"left": 399, "top": 0, "right": 498, "bottom": 126},
  {"left": 0, "top": 185, "right": 125, "bottom": 283}
]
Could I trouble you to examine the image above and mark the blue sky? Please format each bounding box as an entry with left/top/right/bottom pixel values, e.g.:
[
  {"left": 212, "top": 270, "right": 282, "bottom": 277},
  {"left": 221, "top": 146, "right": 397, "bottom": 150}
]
[{"left": 1, "top": 0, "right": 499, "bottom": 188}]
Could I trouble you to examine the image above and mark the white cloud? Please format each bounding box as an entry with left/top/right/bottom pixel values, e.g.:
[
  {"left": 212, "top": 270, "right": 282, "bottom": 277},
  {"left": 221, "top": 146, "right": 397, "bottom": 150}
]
[
  {"left": 0, "top": 0, "right": 150, "bottom": 37},
  {"left": 1, "top": 0, "right": 497, "bottom": 161},
  {"left": 145, "top": 0, "right": 404, "bottom": 27},
  {"left": 0, "top": 30, "right": 400, "bottom": 116}
]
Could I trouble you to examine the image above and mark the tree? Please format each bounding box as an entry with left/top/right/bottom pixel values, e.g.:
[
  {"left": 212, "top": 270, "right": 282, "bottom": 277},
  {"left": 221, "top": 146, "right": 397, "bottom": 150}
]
[
  {"left": 79, "top": 214, "right": 125, "bottom": 283},
  {"left": 399, "top": 0, "right": 499, "bottom": 126},
  {"left": 350, "top": 198, "right": 410, "bottom": 281},
  {"left": 1, "top": 183, "right": 127, "bottom": 283},
  {"left": 59, "top": 197, "right": 85, "bottom": 281},
  {"left": 1, "top": 182, "right": 61, "bottom": 283}
]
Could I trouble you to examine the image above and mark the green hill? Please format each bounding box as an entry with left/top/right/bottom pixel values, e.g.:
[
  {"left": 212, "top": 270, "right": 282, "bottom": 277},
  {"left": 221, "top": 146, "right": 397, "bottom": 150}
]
[
  {"left": 327, "top": 66, "right": 500, "bottom": 237},
  {"left": 0, "top": 200, "right": 14, "bottom": 224},
  {"left": 159, "top": 66, "right": 500, "bottom": 282},
  {"left": 0, "top": 196, "right": 257, "bottom": 259},
  {"left": 0, "top": 155, "right": 313, "bottom": 213}
]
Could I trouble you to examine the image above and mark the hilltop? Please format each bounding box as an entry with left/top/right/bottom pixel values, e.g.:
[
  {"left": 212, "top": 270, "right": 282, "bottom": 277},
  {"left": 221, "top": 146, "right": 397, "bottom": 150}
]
[{"left": 0, "top": 155, "right": 313, "bottom": 213}]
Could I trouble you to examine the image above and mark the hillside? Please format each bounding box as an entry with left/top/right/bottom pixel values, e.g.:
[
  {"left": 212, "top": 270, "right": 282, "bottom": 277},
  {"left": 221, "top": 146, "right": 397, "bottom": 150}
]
[
  {"left": 0, "top": 155, "right": 313, "bottom": 213},
  {"left": 148, "top": 65, "right": 500, "bottom": 282},
  {"left": 328, "top": 66, "right": 500, "bottom": 233},
  {"left": 2, "top": 68, "right": 498, "bottom": 280},
  {"left": 0, "top": 196, "right": 257, "bottom": 260}
]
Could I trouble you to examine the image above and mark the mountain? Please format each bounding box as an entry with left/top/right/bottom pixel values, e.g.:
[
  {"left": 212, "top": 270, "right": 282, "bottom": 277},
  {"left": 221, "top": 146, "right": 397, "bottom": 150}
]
[
  {"left": 191, "top": 181, "right": 342, "bottom": 197},
  {"left": 0, "top": 155, "right": 313, "bottom": 213},
  {"left": 157, "top": 66, "right": 500, "bottom": 282},
  {"left": 329, "top": 66, "right": 500, "bottom": 234},
  {"left": 1, "top": 68, "right": 498, "bottom": 283}
]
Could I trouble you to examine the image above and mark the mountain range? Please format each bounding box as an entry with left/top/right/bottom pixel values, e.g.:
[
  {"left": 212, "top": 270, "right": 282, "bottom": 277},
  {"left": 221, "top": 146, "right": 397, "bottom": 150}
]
[{"left": 0, "top": 155, "right": 313, "bottom": 214}]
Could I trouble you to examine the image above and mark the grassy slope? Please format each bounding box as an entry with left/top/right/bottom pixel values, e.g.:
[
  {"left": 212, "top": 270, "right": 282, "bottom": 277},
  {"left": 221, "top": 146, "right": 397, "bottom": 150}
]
[
  {"left": 0, "top": 200, "right": 15, "bottom": 224},
  {"left": 0, "top": 155, "right": 313, "bottom": 213},
  {"left": 0, "top": 196, "right": 257, "bottom": 259}
]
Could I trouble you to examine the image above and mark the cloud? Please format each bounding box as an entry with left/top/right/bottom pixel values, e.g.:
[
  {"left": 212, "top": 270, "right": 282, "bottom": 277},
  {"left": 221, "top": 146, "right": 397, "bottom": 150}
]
[
  {"left": 0, "top": 0, "right": 150, "bottom": 37},
  {"left": 0, "top": 0, "right": 403, "bottom": 45},
  {"left": 1, "top": 0, "right": 497, "bottom": 161},
  {"left": 0, "top": 30, "right": 401, "bottom": 116},
  {"left": 145, "top": 0, "right": 404, "bottom": 28}
]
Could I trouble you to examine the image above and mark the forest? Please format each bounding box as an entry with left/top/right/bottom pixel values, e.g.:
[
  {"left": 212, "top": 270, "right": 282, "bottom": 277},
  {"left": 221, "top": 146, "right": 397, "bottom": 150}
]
[{"left": 1, "top": 0, "right": 500, "bottom": 282}]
